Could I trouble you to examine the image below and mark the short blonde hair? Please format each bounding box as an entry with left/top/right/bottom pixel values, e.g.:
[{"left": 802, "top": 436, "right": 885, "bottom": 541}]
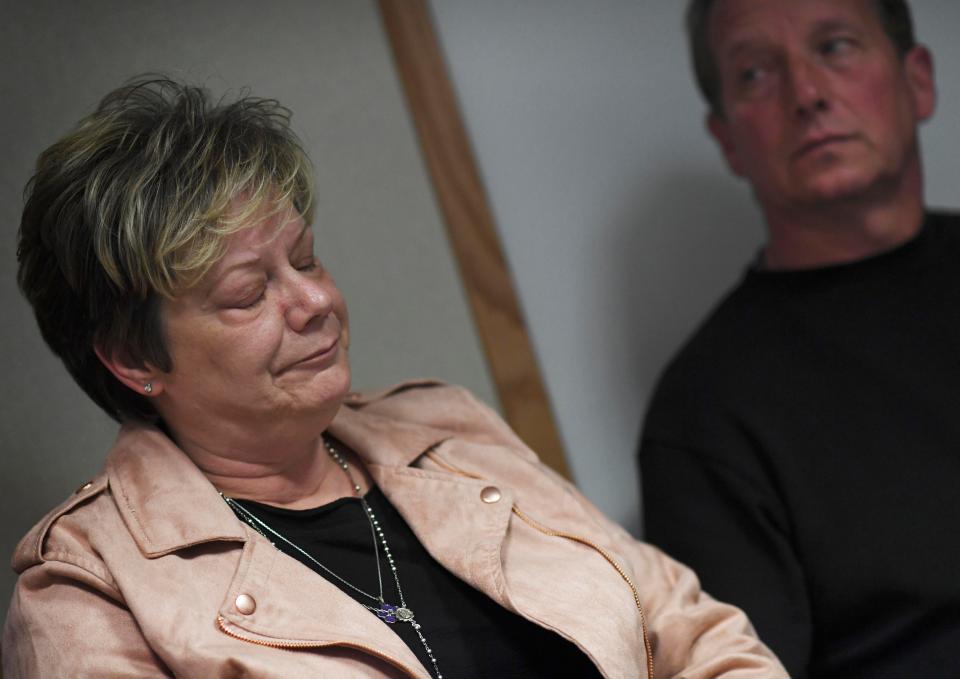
[{"left": 18, "top": 76, "right": 315, "bottom": 422}]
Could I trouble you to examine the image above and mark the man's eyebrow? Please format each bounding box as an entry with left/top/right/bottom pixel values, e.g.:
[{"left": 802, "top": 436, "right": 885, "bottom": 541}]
[
  {"left": 720, "top": 16, "right": 864, "bottom": 61},
  {"left": 807, "top": 18, "right": 865, "bottom": 42},
  {"left": 721, "top": 38, "right": 773, "bottom": 63}
]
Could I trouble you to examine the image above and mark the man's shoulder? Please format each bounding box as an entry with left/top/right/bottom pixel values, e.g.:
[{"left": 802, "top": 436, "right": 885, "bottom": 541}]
[
  {"left": 642, "top": 273, "right": 797, "bottom": 449},
  {"left": 656, "top": 279, "right": 769, "bottom": 390},
  {"left": 928, "top": 208, "right": 960, "bottom": 222},
  {"left": 927, "top": 209, "right": 960, "bottom": 238}
]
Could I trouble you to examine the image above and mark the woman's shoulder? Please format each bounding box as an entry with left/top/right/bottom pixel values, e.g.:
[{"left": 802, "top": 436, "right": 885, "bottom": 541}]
[
  {"left": 343, "top": 379, "right": 534, "bottom": 455},
  {"left": 342, "top": 377, "right": 449, "bottom": 407},
  {"left": 10, "top": 471, "right": 118, "bottom": 588}
]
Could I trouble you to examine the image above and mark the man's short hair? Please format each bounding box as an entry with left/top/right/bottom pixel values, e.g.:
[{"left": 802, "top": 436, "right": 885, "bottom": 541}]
[
  {"left": 17, "top": 76, "right": 314, "bottom": 423},
  {"left": 687, "top": 0, "right": 917, "bottom": 117}
]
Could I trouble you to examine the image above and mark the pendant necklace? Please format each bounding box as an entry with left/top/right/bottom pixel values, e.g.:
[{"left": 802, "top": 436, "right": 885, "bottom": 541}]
[{"left": 221, "top": 437, "right": 445, "bottom": 679}]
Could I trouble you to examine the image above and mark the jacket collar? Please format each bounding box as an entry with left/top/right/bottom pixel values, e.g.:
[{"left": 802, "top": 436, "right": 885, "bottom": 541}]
[
  {"left": 328, "top": 401, "right": 450, "bottom": 468},
  {"left": 105, "top": 402, "right": 450, "bottom": 558}
]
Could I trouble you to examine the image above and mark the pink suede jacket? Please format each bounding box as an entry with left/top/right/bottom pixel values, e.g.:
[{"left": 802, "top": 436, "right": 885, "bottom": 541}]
[{"left": 3, "top": 381, "right": 786, "bottom": 678}]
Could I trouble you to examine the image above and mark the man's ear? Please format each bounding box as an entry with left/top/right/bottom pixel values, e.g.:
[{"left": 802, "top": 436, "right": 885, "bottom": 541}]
[
  {"left": 706, "top": 112, "right": 745, "bottom": 178},
  {"left": 94, "top": 345, "right": 165, "bottom": 397},
  {"left": 904, "top": 45, "right": 936, "bottom": 123}
]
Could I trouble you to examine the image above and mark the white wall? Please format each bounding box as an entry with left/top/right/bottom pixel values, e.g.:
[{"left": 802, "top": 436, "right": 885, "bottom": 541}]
[{"left": 430, "top": 0, "right": 960, "bottom": 533}]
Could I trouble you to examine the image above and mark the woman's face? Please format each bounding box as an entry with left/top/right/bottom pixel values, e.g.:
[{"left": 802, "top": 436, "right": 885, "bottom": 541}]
[{"left": 154, "top": 198, "right": 351, "bottom": 439}]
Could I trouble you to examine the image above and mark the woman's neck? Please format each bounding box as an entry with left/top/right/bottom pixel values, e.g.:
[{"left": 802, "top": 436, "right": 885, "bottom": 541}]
[{"left": 168, "top": 425, "right": 369, "bottom": 509}]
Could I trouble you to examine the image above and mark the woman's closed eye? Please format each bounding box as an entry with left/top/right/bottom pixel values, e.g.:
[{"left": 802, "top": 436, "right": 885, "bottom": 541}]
[
  {"left": 233, "top": 289, "right": 265, "bottom": 309},
  {"left": 295, "top": 257, "right": 319, "bottom": 272},
  {"left": 224, "top": 283, "right": 267, "bottom": 309}
]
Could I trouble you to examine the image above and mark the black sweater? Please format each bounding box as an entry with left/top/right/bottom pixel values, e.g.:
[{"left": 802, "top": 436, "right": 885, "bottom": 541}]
[{"left": 640, "top": 212, "right": 960, "bottom": 679}]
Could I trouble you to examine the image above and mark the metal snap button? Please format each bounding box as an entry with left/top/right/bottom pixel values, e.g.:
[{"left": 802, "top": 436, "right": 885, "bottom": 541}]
[
  {"left": 235, "top": 593, "right": 256, "bottom": 615},
  {"left": 480, "top": 486, "right": 502, "bottom": 504}
]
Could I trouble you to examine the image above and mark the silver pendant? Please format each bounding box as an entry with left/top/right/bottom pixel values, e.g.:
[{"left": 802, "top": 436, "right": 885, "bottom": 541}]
[{"left": 396, "top": 606, "right": 414, "bottom": 622}]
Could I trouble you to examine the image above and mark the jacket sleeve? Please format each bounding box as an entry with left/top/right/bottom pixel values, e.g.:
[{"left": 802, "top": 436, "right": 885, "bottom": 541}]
[
  {"left": 555, "top": 463, "right": 789, "bottom": 678},
  {"left": 639, "top": 437, "right": 811, "bottom": 677},
  {"left": 3, "top": 559, "right": 173, "bottom": 678}
]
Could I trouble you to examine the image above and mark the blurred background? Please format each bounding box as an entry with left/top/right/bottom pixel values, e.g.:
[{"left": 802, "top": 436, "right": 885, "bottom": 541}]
[{"left": 2, "top": 0, "right": 958, "bottom": 617}]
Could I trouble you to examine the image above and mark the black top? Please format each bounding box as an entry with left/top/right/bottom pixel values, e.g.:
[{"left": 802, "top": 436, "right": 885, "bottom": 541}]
[
  {"left": 233, "top": 485, "right": 602, "bottom": 678},
  {"left": 639, "top": 212, "right": 960, "bottom": 678}
]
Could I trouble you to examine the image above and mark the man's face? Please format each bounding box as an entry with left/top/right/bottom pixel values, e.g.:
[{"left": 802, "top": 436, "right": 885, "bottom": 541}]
[{"left": 706, "top": 0, "right": 935, "bottom": 212}]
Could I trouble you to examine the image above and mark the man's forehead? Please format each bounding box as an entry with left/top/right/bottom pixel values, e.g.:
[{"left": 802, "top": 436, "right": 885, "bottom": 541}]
[{"left": 709, "top": 0, "right": 881, "bottom": 55}]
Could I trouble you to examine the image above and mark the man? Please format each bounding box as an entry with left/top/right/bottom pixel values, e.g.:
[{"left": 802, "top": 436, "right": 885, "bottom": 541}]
[{"left": 639, "top": 1, "right": 959, "bottom": 677}]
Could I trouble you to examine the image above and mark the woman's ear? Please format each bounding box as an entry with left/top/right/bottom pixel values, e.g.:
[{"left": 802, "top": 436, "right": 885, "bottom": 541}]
[{"left": 94, "top": 345, "right": 165, "bottom": 397}]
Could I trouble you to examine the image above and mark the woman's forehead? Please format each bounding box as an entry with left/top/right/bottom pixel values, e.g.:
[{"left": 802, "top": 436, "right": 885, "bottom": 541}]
[
  {"left": 199, "top": 207, "right": 311, "bottom": 285},
  {"left": 224, "top": 198, "right": 309, "bottom": 249}
]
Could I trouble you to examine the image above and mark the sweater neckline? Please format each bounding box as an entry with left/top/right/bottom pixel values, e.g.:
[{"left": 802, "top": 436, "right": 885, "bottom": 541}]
[{"left": 744, "top": 212, "right": 941, "bottom": 289}]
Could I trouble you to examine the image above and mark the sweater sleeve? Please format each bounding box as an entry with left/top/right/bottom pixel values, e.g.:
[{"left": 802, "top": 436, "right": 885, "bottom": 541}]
[{"left": 639, "top": 436, "right": 812, "bottom": 677}]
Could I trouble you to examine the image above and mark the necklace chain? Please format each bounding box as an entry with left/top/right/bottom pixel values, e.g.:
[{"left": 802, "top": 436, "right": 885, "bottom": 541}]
[
  {"left": 221, "top": 494, "right": 385, "bottom": 605},
  {"left": 220, "top": 437, "right": 445, "bottom": 679}
]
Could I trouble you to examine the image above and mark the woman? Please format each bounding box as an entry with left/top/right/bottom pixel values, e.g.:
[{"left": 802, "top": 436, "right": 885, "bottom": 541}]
[{"left": 4, "top": 77, "right": 785, "bottom": 678}]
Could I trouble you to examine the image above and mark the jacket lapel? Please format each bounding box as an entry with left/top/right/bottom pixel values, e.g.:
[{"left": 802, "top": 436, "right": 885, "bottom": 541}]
[
  {"left": 331, "top": 404, "right": 517, "bottom": 607},
  {"left": 367, "top": 463, "right": 516, "bottom": 608},
  {"left": 106, "top": 423, "right": 245, "bottom": 556},
  {"left": 216, "top": 525, "right": 431, "bottom": 678}
]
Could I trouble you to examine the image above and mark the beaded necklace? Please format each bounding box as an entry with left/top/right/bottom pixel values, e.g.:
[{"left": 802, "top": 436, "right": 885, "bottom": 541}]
[{"left": 221, "top": 437, "right": 445, "bottom": 678}]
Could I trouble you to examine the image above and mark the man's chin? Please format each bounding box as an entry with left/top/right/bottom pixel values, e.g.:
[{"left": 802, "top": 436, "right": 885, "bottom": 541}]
[{"left": 792, "top": 168, "right": 883, "bottom": 206}]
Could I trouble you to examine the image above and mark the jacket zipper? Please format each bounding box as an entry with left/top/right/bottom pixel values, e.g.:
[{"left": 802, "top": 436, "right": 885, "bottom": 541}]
[
  {"left": 216, "top": 615, "right": 424, "bottom": 678},
  {"left": 510, "top": 505, "right": 655, "bottom": 679},
  {"left": 425, "top": 451, "right": 655, "bottom": 679}
]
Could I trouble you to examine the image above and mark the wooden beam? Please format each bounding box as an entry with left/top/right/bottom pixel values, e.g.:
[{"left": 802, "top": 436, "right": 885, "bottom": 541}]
[{"left": 376, "top": 0, "right": 571, "bottom": 478}]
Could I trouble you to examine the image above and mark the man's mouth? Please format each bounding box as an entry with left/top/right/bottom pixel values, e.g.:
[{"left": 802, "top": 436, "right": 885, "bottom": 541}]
[{"left": 793, "top": 133, "right": 857, "bottom": 159}]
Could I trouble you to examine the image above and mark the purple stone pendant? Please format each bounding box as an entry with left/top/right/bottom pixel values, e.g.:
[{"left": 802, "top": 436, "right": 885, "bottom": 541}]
[{"left": 376, "top": 603, "right": 398, "bottom": 623}]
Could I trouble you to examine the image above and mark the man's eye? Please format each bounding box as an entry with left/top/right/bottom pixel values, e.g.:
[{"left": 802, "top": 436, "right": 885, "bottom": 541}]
[
  {"left": 821, "top": 37, "right": 855, "bottom": 57},
  {"left": 739, "top": 67, "right": 765, "bottom": 85},
  {"left": 295, "top": 258, "right": 318, "bottom": 272}
]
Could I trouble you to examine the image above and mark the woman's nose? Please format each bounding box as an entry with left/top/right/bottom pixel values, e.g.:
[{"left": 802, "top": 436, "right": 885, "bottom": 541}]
[{"left": 284, "top": 273, "right": 333, "bottom": 332}]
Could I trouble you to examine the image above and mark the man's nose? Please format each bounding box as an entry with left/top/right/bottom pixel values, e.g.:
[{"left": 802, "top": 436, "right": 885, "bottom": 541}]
[{"left": 787, "top": 56, "right": 830, "bottom": 118}]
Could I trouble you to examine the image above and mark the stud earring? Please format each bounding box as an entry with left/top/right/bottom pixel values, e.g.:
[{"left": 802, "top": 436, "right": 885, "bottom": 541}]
[{"left": 144, "top": 383, "right": 153, "bottom": 394}]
